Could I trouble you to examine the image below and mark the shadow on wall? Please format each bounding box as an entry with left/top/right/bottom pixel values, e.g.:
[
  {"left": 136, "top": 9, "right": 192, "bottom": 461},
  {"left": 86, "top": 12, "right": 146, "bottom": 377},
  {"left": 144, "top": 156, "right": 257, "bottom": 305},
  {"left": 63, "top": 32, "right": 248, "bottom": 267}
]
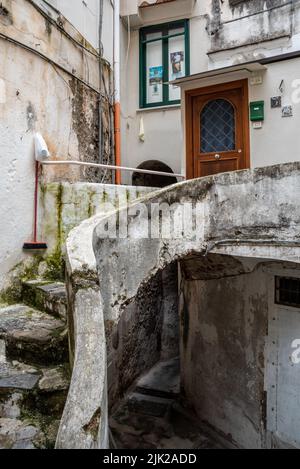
[{"left": 132, "top": 160, "right": 178, "bottom": 188}]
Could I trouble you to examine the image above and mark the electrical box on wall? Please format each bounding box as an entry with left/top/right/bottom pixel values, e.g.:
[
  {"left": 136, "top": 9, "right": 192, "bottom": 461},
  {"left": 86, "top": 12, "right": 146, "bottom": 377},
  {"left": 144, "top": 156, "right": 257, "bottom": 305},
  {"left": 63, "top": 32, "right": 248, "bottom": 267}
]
[{"left": 250, "top": 101, "right": 265, "bottom": 122}]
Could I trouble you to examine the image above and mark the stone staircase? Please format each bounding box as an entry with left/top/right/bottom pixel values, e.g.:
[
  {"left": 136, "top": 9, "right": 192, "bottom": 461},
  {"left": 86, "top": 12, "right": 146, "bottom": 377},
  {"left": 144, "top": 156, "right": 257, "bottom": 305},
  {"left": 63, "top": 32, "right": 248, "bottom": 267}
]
[
  {"left": 127, "top": 357, "right": 180, "bottom": 419},
  {"left": 0, "top": 281, "right": 70, "bottom": 449},
  {"left": 110, "top": 357, "right": 222, "bottom": 449}
]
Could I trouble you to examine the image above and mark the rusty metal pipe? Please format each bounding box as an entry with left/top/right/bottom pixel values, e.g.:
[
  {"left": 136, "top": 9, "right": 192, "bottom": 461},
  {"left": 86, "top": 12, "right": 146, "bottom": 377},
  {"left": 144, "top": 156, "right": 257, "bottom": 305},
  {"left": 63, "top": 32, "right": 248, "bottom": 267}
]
[
  {"left": 114, "top": 0, "right": 121, "bottom": 184},
  {"left": 114, "top": 102, "right": 121, "bottom": 184}
]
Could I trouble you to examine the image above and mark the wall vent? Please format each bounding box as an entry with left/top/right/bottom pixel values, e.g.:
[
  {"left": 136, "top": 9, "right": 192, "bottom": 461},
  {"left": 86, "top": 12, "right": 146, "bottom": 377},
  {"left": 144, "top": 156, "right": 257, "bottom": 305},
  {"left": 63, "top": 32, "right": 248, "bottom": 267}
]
[{"left": 275, "top": 276, "right": 300, "bottom": 308}]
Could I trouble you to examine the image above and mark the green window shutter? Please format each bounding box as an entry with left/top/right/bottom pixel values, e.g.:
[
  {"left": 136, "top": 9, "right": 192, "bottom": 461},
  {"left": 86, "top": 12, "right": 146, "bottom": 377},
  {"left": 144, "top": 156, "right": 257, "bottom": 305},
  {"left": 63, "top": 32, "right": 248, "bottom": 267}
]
[{"left": 139, "top": 19, "right": 190, "bottom": 109}]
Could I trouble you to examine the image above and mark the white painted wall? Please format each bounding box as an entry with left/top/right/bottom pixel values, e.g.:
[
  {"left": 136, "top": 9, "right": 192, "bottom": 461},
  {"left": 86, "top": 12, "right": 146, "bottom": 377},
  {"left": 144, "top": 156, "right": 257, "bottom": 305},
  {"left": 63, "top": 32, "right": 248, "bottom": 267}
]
[
  {"left": 120, "top": 0, "right": 203, "bottom": 183},
  {"left": 181, "top": 258, "right": 300, "bottom": 449},
  {"left": 120, "top": 22, "right": 183, "bottom": 183},
  {"left": 120, "top": 0, "right": 300, "bottom": 182},
  {"left": 249, "top": 60, "right": 300, "bottom": 168},
  {"left": 181, "top": 261, "right": 268, "bottom": 448},
  {"left": 0, "top": 0, "right": 113, "bottom": 292},
  {"left": 0, "top": 41, "right": 74, "bottom": 291},
  {"left": 40, "top": 0, "right": 114, "bottom": 63}
]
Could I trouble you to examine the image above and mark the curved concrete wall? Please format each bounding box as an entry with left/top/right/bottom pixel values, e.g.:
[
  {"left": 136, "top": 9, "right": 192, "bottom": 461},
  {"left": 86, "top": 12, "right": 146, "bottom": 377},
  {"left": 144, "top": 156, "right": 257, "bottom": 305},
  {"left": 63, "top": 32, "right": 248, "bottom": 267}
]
[
  {"left": 60, "top": 162, "right": 300, "bottom": 448},
  {"left": 94, "top": 162, "right": 300, "bottom": 325},
  {"left": 56, "top": 185, "right": 158, "bottom": 448}
]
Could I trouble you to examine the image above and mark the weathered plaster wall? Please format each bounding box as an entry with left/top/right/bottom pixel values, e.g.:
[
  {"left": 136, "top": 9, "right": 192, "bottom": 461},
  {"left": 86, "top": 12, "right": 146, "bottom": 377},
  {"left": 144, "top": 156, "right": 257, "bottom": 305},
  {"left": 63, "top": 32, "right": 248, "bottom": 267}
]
[
  {"left": 0, "top": 182, "right": 155, "bottom": 291},
  {"left": 180, "top": 255, "right": 268, "bottom": 449},
  {"left": 107, "top": 261, "right": 179, "bottom": 408},
  {"left": 248, "top": 59, "right": 300, "bottom": 169},
  {"left": 0, "top": 0, "right": 113, "bottom": 291},
  {"left": 39, "top": 0, "right": 114, "bottom": 63},
  {"left": 120, "top": 0, "right": 300, "bottom": 182},
  {"left": 59, "top": 162, "right": 300, "bottom": 448},
  {"left": 208, "top": 0, "right": 300, "bottom": 56},
  {"left": 107, "top": 271, "right": 164, "bottom": 408},
  {"left": 95, "top": 162, "right": 300, "bottom": 329},
  {"left": 40, "top": 182, "right": 156, "bottom": 274}
]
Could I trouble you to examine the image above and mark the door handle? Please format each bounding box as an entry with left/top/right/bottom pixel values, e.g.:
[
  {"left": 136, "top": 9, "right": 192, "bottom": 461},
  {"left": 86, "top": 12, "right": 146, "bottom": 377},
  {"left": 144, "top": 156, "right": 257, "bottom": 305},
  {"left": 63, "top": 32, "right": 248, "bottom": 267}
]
[{"left": 215, "top": 154, "right": 221, "bottom": 160}]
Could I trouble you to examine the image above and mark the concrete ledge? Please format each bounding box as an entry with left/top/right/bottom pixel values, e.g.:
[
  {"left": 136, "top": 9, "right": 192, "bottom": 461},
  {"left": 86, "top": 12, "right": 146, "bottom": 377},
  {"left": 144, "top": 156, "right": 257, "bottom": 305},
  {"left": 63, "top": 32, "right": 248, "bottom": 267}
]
[{"left": 55, "top": 184, "right": 159, "bottom": 449}]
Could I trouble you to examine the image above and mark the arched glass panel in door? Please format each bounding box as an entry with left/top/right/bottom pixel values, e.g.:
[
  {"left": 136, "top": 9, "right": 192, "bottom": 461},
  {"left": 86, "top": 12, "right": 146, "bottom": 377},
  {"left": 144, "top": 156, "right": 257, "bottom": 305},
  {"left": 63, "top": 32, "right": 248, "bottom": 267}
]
[{"left": 200, "top": 99, "right": 236, "bottom": 153}]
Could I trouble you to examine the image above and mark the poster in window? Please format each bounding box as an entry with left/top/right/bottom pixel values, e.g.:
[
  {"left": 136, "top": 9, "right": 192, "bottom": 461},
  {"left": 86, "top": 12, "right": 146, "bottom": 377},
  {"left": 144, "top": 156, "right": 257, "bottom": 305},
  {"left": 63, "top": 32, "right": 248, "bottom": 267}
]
[
  {"left": 170, "top": 51, "right": 184, "bottom": 80},
  {"left": 149, "top": 66, "right": 163, "bottom": 96}
]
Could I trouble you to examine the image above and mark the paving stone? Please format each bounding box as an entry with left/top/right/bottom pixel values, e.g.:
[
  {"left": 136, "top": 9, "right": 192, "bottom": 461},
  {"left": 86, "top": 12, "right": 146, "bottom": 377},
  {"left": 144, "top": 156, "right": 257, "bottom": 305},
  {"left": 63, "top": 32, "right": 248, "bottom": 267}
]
[
  {"left": 0, "top": 363, "right": 69, "bottom": 418},
  {"left": 127, "top": 392, "right": 174, "bottom": 417},
  {"left": 39, "top": 366, "right": 70, "bottom": 392},
  {"left": 111, "top": 359, "right": 225, "bottom": 449},
  {"left": 0, "top": 373, "right": 39, "bottom": 390},
  {"left": 0, "top": 361, "right": 40, "bottom": 390},
  {"left": 0, "top": 304, "right": 68, "bottom": 365},
  {"left": 12, "top": 361, "right": 39, "bottom": 374},
  {"left": 0, "top": 418, "right": 41, "bottom": 450},
  {"left": 136, "top": 357, "right": 180, "bottom": 398},
  {"left": 0, "top": 361, "right": 40, "bottom": 419},
  {"left": 0, "top": 298, "right": 69, "bottom": 450},
  {"left": 22, "top": 281, "right": 67, "bottom": 320},
  {"left": 0, "top": 393, "right": 23, "bottom": 419},
  {"left": 0, "top": 339, "right": 6, "bottom": 364}
]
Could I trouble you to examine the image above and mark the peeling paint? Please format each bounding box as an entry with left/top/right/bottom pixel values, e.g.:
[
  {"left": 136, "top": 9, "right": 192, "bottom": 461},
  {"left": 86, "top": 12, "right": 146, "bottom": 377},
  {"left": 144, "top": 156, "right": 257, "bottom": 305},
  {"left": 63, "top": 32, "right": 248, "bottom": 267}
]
[
  {"left": 82, "top": 408, "right": 101, "bottom": 440},
  {"left": 0, "top": 1, "right": 13, "bottom": 26},
  {"left": 209, "top": 0, "right": 295, "bottom": 53},
  {"left": 26, "top": 102, "right": 37, "bottom": 131},
  {"left": 69, "top": 77, "right": 112, "bottom": 184}
]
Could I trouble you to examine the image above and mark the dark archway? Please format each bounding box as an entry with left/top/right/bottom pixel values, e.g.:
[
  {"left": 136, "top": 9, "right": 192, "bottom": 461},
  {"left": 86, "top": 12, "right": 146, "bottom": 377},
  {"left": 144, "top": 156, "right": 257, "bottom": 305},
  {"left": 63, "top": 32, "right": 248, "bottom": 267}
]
[{"left": 132, "top": 160, "right": 178, "bottom": 188}]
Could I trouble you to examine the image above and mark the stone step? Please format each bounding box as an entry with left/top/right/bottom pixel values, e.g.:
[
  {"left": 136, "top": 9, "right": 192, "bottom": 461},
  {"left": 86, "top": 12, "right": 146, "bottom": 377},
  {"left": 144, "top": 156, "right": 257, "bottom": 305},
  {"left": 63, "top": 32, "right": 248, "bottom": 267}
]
[
  {"left": 135, "top": 357, "right": 180, "bottom": 399},
  {"left": 0, "top": 417, "right": 60, "bottom": 449},
  {"left": 22, "top": 281, "right": 67, "bottom": 320},
  {"left": 0, "top": 417, "right": 43, "bottom": 449},
  {"left": 0, "top": 361, "right": 70, "bottom": 419},
  {"left": 112, "top": 394, "right": 223, "bottom": 450},
  {"left": 127, "top": 392, "right": 174, "bottom": 418},
  {"left": 0, "top": 304, "right": 68, "bottom": 365}
]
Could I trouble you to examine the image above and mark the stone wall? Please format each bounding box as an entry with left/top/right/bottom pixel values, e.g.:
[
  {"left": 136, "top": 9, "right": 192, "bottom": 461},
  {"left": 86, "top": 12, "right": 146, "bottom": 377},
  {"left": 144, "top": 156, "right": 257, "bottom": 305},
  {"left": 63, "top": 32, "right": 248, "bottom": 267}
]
[
  {"left": 107, "top": 261, "right": 179, "bottom": 409},
  {"left": 180, "top": 254, "right": 268, "bottom": 448},
  {"left": 179, "top": 254, "right": 300, "bottom": 448},
  {"left": 107, "top": 271, "right": 164, "bottom": 408}
]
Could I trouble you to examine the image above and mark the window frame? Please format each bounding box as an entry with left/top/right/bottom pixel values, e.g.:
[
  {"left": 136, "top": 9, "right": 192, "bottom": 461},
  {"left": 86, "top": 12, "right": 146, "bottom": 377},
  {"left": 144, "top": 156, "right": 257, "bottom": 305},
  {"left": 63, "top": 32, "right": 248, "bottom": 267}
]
[
  {"left": 139, "top": 19, "right": 190, "bottom": 109},
  {"left": 275, "top": 276, "right": 300, "bottom": 309}
]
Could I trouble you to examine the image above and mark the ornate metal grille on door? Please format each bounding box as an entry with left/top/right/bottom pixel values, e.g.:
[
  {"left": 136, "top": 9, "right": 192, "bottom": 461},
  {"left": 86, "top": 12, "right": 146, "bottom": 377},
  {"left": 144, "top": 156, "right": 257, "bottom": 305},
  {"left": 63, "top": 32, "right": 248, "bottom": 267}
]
[{"left": 200, "top": 99, "right": 236, "bottom": 153}]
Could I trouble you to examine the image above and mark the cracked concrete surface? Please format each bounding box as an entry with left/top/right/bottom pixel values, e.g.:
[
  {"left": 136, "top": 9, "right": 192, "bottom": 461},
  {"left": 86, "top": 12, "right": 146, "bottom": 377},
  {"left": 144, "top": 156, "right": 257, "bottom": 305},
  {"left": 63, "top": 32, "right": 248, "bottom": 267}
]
[{"left": 60, "top": 162, "right": 300, "bottom": 449}]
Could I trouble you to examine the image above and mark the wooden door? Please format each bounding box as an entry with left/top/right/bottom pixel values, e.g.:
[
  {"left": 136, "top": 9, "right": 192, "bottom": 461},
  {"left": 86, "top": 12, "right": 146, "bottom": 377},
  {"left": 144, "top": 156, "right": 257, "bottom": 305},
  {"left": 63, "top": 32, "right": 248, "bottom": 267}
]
[
  {"left": 186, "top": 80, "right": 250, "bottom": 179},
  {"left": 267, "top": 303, "right": 300, "bottom": 448}
]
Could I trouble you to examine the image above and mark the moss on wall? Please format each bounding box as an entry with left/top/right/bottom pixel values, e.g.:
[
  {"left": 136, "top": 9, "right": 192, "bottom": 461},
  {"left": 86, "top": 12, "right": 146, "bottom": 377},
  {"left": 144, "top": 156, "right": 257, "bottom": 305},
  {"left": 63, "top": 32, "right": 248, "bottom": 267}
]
[{"left": 0, "top": 183, "right": 155, "bottom": 301}]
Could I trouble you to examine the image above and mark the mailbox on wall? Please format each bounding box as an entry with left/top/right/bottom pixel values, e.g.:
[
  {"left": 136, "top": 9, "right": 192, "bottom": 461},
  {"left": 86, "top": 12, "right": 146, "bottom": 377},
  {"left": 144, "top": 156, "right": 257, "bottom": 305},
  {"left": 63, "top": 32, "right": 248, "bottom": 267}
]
[{"left": 250, "top": 101, "right": 265, "bottom": 121}]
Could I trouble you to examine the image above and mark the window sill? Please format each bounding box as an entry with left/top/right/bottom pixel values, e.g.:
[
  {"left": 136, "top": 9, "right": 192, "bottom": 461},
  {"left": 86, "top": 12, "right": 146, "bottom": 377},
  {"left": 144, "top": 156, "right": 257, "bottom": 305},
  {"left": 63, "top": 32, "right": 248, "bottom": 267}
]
[{"left": 137, "top": 104, "right": 181, "bottom": 113}]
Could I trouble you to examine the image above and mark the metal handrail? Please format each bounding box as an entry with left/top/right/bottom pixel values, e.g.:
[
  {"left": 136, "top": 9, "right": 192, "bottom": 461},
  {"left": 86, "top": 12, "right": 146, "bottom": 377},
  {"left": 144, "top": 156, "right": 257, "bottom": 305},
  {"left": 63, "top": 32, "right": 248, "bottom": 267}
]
[{"left": 41, "top": 160, "right": 186, "bottom": 179}]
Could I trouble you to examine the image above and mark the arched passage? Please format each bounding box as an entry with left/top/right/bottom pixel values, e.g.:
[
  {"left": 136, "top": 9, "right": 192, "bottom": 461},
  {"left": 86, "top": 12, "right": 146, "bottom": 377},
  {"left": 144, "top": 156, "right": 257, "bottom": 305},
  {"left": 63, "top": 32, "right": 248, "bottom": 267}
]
[
  {"left": 132, "top": 160, "right": 178, "bottom": 188},
  {"left": 58, "top": 162, "right": 300, "bottom": 449},
  {"left": 94, "top": 163, "right": 300, "bottom": 449},
  {"left": 108, "top": 252, "right": 300, "bottom": 449}
]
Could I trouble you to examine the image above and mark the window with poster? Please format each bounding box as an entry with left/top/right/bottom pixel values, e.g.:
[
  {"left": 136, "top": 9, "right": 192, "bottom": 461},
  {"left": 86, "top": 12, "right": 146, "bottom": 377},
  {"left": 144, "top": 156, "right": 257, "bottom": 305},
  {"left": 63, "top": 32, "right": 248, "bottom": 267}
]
[{"left": 139, "top": 20, "right": 190, "bottom": 108}]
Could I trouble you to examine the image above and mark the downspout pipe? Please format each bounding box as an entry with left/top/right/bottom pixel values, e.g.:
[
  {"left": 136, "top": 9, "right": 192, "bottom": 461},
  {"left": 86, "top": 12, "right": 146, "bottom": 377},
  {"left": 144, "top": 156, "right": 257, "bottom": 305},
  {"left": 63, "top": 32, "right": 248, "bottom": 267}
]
[
  {"left": 114, "top": 0, "right": 121, "bottom": 185},
  {"left": 98, "top": 0, "right": 104, "bottom": 165}
]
